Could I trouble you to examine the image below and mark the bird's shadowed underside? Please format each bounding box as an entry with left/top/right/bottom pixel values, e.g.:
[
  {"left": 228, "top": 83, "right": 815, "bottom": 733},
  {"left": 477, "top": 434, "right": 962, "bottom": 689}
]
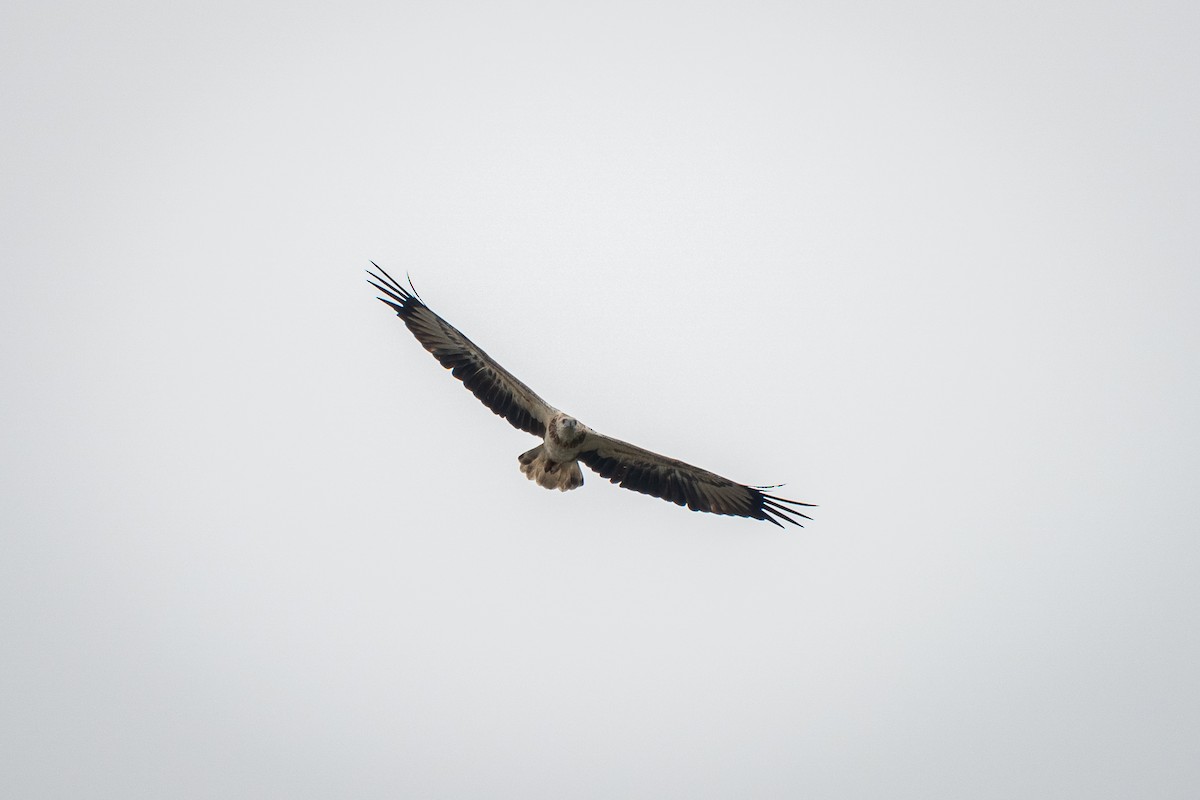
[{"left": 519, "top": 445, "right": 585, "bottom": 491}]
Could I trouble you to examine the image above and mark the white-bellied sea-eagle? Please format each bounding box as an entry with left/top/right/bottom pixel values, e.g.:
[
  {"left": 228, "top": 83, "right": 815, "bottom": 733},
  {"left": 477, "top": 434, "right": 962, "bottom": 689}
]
[{"left": 368, "top": 264, "right": 813, "bottom": 527}]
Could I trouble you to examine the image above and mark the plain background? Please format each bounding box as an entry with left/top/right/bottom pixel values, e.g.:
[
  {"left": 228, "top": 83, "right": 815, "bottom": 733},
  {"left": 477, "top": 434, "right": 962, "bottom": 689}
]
[{"left": 3, "top": 0, "right": 1198, "bottom": 797}]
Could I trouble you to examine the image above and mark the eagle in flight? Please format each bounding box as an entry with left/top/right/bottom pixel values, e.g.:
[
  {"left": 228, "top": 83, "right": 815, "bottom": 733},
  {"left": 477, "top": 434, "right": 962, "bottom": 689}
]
[{"left": 368, "top": 264, "right": 814, "bottom": 527}]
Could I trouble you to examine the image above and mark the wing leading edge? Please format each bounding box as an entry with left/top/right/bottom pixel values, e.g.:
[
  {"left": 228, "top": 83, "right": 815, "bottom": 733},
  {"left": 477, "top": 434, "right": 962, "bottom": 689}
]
[
  {"left": 368, "top": 264, "right": 556, "bottom": 437},
  {"left": 578, "top": 432, "right": 814, "bottom": 528}
]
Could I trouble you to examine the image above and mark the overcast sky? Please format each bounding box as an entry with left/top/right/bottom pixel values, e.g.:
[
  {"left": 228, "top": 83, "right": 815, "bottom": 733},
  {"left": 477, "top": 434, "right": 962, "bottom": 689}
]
[{"left": 3, "top": 0, "right": 1199, "bottom": 797}]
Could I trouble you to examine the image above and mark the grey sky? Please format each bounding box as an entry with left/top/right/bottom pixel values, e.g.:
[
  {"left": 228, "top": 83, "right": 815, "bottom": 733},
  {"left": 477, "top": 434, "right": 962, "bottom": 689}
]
[{"left": 3, "top": 0, "right": 1198, "bottom": 797}]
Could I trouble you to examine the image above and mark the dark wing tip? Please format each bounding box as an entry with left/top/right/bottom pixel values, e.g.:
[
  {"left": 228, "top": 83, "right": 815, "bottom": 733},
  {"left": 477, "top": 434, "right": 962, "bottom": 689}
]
[
  {"left": 367, "top": 263, "right": 422, "bottom": 315},
  {"left": 758, "top": 490, "right": 814, "bottom": 527}
]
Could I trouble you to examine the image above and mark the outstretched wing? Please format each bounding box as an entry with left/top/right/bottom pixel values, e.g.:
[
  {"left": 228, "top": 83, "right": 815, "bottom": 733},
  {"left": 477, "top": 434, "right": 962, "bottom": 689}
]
[
  {"left": 368, "top": 264, "right": 556, "bottom": 437},
  {"left": 577, "top": 432, "right": 814, "bottom": 528}
]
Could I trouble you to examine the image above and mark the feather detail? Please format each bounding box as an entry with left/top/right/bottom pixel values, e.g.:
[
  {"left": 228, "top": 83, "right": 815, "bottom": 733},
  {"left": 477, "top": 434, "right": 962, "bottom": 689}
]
[
  {"left": 577, "top": 432, "right": 814, "bottom": 527},
  {"left": 368, "top": 264, "right": 556, "bottom": 437}
]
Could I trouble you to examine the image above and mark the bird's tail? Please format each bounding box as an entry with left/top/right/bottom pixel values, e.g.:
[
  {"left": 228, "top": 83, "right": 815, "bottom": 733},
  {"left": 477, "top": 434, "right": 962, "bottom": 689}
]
[{"left": 518, "top": 445, "right": 584, "bottom": 492}]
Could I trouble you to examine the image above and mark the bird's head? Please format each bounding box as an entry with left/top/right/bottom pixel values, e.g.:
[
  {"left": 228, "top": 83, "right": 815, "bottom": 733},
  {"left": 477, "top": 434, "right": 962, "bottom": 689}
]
[{"left": 551, "top": 414, "right": 586, "bottom": 446}]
